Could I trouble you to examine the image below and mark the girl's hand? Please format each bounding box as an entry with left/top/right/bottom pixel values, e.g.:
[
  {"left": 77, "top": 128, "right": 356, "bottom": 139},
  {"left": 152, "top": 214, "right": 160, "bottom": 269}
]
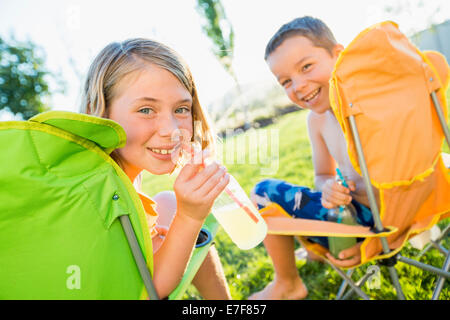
[
  {"left": 326, "top": 242, "right": 362, "bottom": 267},
  {"left": 155, "top": 225, "right": 169, "bottom": 237},
  {"left": 321, "top": 178, "right": 356, "bottom": 209},
  {"left": 173, "top": 149, "right": 230, "bottom": 222}
]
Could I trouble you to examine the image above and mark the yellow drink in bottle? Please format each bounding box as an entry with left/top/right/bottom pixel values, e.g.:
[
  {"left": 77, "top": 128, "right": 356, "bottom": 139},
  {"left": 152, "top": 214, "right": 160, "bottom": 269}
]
[
  {"left": 212, "top": 175, "right": 267, "bottom": 250},
  {"left": 179, "top": 141, "right": 267, "bottom": 250},
  {"left": 213, "top": 202, "right": 268, "bottom": 250}
]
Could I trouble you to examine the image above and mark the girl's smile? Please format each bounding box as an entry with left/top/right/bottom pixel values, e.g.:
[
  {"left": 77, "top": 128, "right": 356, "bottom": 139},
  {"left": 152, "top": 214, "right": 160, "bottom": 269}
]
[{"left": 147, "top": 144, "right": 179, "bottom": 160}]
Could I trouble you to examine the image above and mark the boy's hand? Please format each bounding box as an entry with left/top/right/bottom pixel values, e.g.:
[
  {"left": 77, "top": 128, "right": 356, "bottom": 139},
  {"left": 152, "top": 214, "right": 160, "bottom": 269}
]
[
  {"left": 326, "top": 242, "right": 362, "bottom": 267},
  {"left": 173, "top": 149, "right": 230, "bottom": 222},
  {"left": 321, "top": 178, "right": 356, "bottom": 209}
]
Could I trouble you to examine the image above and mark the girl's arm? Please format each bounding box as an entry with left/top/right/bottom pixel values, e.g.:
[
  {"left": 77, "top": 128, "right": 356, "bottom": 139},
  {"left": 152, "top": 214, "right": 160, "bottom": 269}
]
[
  {"left": 151, "top": 211, "right": 203, "bottom": 297},
  {"left": 151, "top": 160, "right": 229, "bottom": 298}
]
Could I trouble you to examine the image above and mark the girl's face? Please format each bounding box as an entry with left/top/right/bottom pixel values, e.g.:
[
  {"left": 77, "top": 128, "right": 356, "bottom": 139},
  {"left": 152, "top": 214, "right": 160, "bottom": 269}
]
[{"left": 107, "top": 63, "right": 193, "bottom": 180}]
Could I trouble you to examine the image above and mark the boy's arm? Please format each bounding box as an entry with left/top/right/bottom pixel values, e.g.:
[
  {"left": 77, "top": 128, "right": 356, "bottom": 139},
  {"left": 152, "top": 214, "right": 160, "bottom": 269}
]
[
  {"left": 307, "top": 112, "right": 336, "bottom": 191},
  {"left": 307, "top": 112, "right": 354, "bottom": 208}
]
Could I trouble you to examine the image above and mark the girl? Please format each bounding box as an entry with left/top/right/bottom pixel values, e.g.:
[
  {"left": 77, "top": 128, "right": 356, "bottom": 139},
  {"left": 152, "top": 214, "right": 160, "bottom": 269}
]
[{"left": 80, "top": 38, "right": 231, "bottom": 299}]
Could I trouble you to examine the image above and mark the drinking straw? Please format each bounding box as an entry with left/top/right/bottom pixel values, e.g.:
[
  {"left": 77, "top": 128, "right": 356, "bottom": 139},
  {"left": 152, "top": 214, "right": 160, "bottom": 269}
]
[
  {"left": 336, "top": 168, "right": 349, "bottom": 188},
  {"left": 335, "top": 168, "right": 349, "bottom": 223},
  {"left": 224, "top": 187, "right": 259, "bottom": 223},
  {"left": 190, "top": 144, "right": 259, "bottom": 224}
]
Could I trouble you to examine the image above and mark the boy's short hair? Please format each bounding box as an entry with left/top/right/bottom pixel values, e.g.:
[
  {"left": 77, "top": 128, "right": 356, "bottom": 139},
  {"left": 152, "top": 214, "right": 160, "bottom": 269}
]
[{"left": 265, "top": 16, "right": 337, "bottom": 60}]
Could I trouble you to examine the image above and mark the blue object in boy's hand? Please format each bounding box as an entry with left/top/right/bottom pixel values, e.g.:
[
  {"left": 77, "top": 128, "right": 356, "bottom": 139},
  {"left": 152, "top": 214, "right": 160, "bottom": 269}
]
[
  {"left": 335, "top": 168, "right": 348, "bottom": 222},
  {"left": 336, "top": 168, "right": 348, "bottom": 188}
]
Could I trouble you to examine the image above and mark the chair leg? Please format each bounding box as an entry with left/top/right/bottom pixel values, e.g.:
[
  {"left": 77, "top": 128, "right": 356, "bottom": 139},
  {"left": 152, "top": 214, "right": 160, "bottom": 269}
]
[
  {"left": 349, "top": 115, "right": 406, "bottom": 299},
  {"left": 417, "top": 225, "right": 449, "bottom": 259},
  {"left": 430, "top": 241, "right": 449, "bottom": 256},
  {"left": 431, "top": 251, "right": 450, "bottom": 300},
  {"left": 335, "top": 269, "right": 354, "bottom": 300},
  {"left": 398, "top": 255, "right": 450, "bottom": 278},
  {"left": 387, "top": 265, "right": 406, "bottom": 300},
  {"left": 327, "top": 262, "right": 370, "bottom": 300},
  {"left": 438, "top": 224, "right": 450, "bottom": 240},
  {"left": 341, "top": 267, "right": 377, "bottom": 300}
]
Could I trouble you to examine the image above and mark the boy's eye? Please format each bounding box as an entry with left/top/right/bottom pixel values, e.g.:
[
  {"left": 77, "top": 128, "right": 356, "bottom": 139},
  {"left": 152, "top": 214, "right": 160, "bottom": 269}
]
[
  {"left": 302, "top": 63, "right": 312, "bottom": 72},
  {"left": 138, "top": 107, "right": 154, "bottom": 115},
  {"left": 175, "top": 106, "right": 191, "bottom": 114},
  {"left": 281, "top": 79, "right": 291, "bottom": 88}
]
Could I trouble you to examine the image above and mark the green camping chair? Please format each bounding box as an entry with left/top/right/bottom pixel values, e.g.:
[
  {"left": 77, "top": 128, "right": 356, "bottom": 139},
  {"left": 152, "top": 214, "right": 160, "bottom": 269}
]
[{"left": 0, "top": 111, "right": 217, "bottom": 300}]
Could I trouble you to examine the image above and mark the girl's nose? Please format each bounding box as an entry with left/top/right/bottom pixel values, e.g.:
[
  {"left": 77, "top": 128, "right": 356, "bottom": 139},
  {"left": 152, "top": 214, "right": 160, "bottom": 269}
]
[{"left": 157, "top": 114, "right": 179, "bottom": 138}]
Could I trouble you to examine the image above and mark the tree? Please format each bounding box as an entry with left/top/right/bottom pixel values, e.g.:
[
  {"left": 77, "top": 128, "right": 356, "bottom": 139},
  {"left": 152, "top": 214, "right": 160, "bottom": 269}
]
[
  {"left": 0, "top": 36, "right": 59, "bottom": 120},
  {"left": 195, "top": 0, "right": 249, "bottom": 128}
]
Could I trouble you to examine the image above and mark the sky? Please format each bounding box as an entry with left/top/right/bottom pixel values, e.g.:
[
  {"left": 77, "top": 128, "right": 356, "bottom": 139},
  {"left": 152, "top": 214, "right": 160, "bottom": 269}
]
[{"left": 0, "top": 0, "right": 449, "bottom": 120}]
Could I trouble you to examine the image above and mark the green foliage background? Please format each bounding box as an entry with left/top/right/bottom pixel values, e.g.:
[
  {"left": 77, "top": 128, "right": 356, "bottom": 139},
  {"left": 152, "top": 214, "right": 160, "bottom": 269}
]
[{"left": 0, "top": 37, "right": 61, "bottom": 119}]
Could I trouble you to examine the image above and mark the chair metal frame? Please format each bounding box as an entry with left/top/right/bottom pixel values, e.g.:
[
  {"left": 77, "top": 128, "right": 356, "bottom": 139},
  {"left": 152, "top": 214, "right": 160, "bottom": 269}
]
[
  {"left": 120, "top": 215, "right": 160, "bottom": 300},
  {"left": 121, "top": 212, "right": 219, "bottom": 300},
  {"left": 332, "top": 90, "right": 450, "bottom": 300}
]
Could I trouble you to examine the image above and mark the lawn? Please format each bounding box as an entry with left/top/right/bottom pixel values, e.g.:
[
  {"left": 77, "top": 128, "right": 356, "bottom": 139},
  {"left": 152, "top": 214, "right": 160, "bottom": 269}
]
[{"left": 141, "top": 88, "right": 450, "bottom": 300}]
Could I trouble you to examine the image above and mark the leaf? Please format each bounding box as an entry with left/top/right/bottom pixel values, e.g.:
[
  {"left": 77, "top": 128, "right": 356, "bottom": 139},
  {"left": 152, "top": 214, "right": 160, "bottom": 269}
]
[
  {"left": 0, "top": 36, "right": 60, "bottom": 119},
  {"left": 195, "top": 0, "right": 235, "bottom": 74}
]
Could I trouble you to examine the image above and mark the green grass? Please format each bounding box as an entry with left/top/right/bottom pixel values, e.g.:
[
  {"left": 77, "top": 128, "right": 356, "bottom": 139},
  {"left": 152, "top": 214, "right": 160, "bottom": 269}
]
[{"left": 142, "top": 88, "right": 450, "bottom": 300}]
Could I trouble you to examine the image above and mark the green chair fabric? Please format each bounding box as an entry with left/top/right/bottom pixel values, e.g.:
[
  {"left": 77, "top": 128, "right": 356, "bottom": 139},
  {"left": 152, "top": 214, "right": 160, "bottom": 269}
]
[{"left": 0, "top": 111, "right": 152, "bottom": 299}]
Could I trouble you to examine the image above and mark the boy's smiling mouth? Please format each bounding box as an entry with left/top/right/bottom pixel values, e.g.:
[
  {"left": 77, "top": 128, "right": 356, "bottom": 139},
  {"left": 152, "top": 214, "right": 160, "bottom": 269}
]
[{"left": 302, "top": 87, "right": 321, "bottom": 102}]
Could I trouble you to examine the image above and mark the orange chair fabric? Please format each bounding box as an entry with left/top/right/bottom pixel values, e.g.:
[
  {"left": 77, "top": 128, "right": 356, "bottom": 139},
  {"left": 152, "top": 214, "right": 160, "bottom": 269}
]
[
  {"left": 330, "top": 21, "right": 450, "bottom": 264},
  {"left": 262, "top": 21, "right": 450, "bottom": 268}
]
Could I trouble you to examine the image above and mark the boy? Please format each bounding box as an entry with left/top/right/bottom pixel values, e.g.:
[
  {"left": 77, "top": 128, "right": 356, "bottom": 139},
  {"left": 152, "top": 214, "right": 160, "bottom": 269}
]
[{"left": 249, "top": 16, "right": 376, "bottom": 300}]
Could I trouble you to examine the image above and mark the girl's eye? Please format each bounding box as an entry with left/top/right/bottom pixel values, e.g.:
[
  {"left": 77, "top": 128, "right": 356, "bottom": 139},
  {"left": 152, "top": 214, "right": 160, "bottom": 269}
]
[
  {"left": 138, "top": 107, "right": 154, "bottom": 115},
  {"left": 175, "top": 106, "right": 191, "bottom": 114}
]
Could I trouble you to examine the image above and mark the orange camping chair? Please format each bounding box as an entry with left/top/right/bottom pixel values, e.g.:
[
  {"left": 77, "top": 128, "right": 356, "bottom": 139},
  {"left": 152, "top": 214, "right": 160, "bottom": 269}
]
[{"left": 260, "top": 21, "right": 450, "bottom": 300}]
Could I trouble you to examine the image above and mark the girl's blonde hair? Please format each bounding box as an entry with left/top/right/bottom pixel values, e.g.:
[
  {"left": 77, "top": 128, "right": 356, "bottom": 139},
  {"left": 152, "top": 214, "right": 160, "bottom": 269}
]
[{"left": 80, "top": 38, "right": 215, "bottom": 153}]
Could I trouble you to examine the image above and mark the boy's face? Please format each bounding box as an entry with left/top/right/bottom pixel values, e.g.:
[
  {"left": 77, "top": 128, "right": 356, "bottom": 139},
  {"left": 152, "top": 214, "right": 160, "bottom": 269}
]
[{"left": 267, "top": 35, "right": 342, "bottom": 114}]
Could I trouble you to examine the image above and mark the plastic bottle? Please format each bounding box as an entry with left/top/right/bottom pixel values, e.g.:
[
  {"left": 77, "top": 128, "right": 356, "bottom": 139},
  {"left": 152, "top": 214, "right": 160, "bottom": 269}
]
[
  {"left": 177, "top": 142, "right": 267, "bottom": 250},
  {"left": 327, "top": 169, "right": 358, "bottom": 258},
  {"left": 212, "top": 175, "right": 268, "bottom": 250}
]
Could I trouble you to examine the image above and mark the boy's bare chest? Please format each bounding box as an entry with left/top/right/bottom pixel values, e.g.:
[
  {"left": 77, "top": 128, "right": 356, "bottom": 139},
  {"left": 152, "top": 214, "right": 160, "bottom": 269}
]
[{"left": 321, "top": 114, "right": 348, "bottom": 165}]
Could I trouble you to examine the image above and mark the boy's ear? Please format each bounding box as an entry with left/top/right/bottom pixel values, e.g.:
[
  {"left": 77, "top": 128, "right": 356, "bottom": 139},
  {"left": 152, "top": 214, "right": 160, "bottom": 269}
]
[{"left": 333, "top": 44, "right": 345, "bottom": 58}]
